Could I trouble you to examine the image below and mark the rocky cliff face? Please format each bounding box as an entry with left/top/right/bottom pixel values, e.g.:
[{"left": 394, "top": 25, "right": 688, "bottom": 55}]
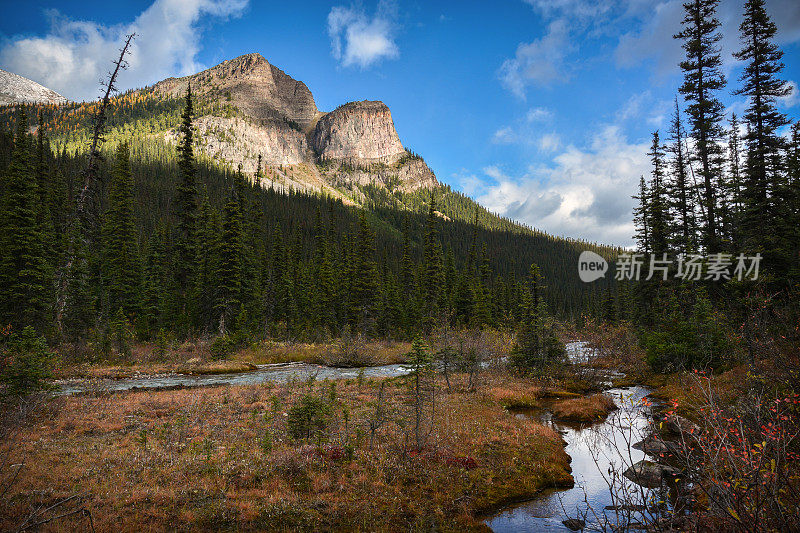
[
  {"left": 164, "top": 115, "right": 310, "bottom": 168},
  {"left": 322, "top": 157, "right": 438, "bottom": 193},
  {"left": 154, "top": 54, "right": 437, "bottom": 197},
  {"left": 0, "top": 69, "right": 67, "bottom": 106},
  {"left": 152, "top": 53, "right": 319, "bottom": 129},
  {"left": 312, "top": 101, "right": 406, "bottom": 167}
]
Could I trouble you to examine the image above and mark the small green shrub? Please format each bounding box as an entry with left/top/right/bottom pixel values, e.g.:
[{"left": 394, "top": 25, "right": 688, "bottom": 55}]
[
  {"left": 287, "top": 394, "right": 331, "bottom": 441},
  {"left": 209, "top": 335, "right": 236, "bottom": 360},
  {"left": 641, "top": 289, "right": 732, "bottom": 372},
  {"left": 1, "top": 326, "right": 54, "bottom": 398}
]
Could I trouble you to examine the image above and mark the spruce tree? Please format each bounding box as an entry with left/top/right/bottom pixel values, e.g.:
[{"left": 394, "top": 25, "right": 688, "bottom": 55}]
[
  {"left": 0, "top": 112, "right": 52, "bottom": 332},
  {"left": 174, "top": 85, "right": 199, "bottom": 328},
  {"left": 217, "top": 194, "right": 243, "bottom": 333},
  {"left": 349, "top": 211, "right": 378, "bottom": 331},
  {"left": 511, "top": 264, "right": 564, "bottom": 370},
  {"left": 675, "top": 0, "right": 726, "bottom": 252},
  {"left": 633, "top": 176, "right": 651, "bottom": 252},
  {"left": 194, "top": 196, "right": 220, "bottom": 330},
  {"left": 422, "top": 193, "right": 444, "bottom": 323},
  {"left": 648, "top": 131, "right": 670, "bottom": 255},
  {"left": 101, "top": 142, "right": 141, "bottom": 318},
  {"left": 142, "top": 224, "right": 169, "bottom": 335},
  {"left": 725, "top": 114, "right": 744, "bottom": 247},
  {"left": 34, "top": 117, "right": 56, "bottom": 266},
  {"left": 733, "top": 0, "right": 792, "bottom": 250},
  {"left": 666, "top": 99, "right": 696, "bottom": 253}
]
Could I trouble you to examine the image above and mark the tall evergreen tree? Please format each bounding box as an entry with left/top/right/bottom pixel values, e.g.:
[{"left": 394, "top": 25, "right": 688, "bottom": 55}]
[
  {"left": 648, "top": 131, "right": 670, "bottom": 255},
  {"left": 733, "top": 0, "right": 792, "bottom": 250},
  {"left": 422, "top": 193, "right": 444, "bottom": 323},
  {"left": 511, "top": 264, "right": 564, "bottom": 370},
  {"left": 666, "top": 99, "right": 697, "bottom": 253},
  {"left": 194, "top": 196, "right": 221, "bottom": 330},
  {"left": 142, "top": 223, "right": 169, "bottom": 334},
  {"left": 101, "top": 142, "right": 141, "bottom": 318},
  {"left": 34, "top": 117, "right": 56, "bottom": 266},
  {"left": 217, "top": 194, "right": 243, "bottom": 333},
  {"left": 0, "top": 112, "right": 51, "bottom": 332},
  {"left": 724, "top": 114, "right": 744, "bottom": 247},
  {"left": 173, "top": 85, "right": 199, "bottom": 328},
  {"left": 633, "top": 176, "right": 651, "bottom": 252},
  {"left": 675, "top": 0, "right": 726, "bottom": 252},
  {"left": 349, "top": 211, "right": 379, "bottom": 331}
]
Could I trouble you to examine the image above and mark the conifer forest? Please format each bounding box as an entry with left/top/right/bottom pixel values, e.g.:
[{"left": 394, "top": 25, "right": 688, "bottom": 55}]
[{"left": 0, "top": 0, "right": 798, "bottom": 531}]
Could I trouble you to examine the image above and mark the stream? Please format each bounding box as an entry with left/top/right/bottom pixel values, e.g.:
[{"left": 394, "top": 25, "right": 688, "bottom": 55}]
[
  {"left": 56, "top": 362, "right": 411, "bottom": 395},
  {"left": 484, "top": 385, "right": 659, "bottom": 531},
  {"left": 57, "top": 343, "right": 670, "bottom": 531},
  {"left": 485, "top": 342, "right": 673, "bottom": 531}
]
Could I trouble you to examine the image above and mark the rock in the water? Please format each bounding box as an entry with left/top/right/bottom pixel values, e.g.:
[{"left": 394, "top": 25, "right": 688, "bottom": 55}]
[
  {"left": 623, "top": 460, "right": 680, "bottom": 488},
  {"left": 562, "top": 518, "right": 585, "bottom": 530},
  {"left": 663, "top": 414, "right": 701, "bottom": 436},
  {"left": 633, "top": 434, "right": 674, "bottom": 457}
]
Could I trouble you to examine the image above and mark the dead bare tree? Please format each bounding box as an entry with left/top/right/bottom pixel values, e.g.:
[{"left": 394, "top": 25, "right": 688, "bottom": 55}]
[
  {"left": 55, "top": 33, "right": 136, "bottom": 335},
  {"left": 367, "top": 382, "right": 388, "bottom": 449},
  {"left": 15, "top": 493, "right": 95, "bottom": 533}
]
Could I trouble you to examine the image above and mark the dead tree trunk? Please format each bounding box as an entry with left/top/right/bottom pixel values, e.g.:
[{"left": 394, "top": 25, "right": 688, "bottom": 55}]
[{"left": 55, "top": 33, "right": 135, "bottom": 335}]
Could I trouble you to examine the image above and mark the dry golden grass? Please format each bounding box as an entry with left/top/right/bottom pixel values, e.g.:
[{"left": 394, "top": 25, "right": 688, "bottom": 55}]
[
  {"left": 57, "top": 360, "right": 259, "bottom": 380},
  {"left": 1, "top": 373, "right": 571, "bottom": 532},
  {"left": 235, "top": 340, "right": 412, "bottom": 366},
  {"left": 551, "top": 393, "right": 617, "bottom": 422},
  {"left": 54, "top": 339, "right": 412, "bottom": 381}
]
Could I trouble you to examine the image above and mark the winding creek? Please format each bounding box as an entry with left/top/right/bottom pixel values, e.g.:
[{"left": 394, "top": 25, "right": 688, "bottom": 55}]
[
  {"left": 57, "top": 343, "right": 669, "bottom": 530},
  {"left": 484, "top": 386, "right": 657, "bottom": 531}
]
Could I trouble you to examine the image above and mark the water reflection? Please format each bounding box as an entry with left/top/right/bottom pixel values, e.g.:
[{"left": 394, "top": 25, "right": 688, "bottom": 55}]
[{"left": 486, "top": 386, "right": 665, "bottom": 532}]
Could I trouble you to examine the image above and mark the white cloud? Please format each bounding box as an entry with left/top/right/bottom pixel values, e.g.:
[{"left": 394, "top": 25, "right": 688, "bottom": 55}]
[
  {"left": 477, "top": 125, "right": 650, "bottom": 245},
  {"left": 492, "top": 127, "right": 518, "bottom": 144},
  {"left": 491, "top": 107, "right": 556, "bottom": 147},
  {"left": 523, "top": 0, "right": 615, "bottom": 24},
  {"left": 780, "top": 80, "right": 799, "bottom": 108},
  {"left": 498, "top": 19, "right": 573, "bottom": 98},
  {"left": 616, "top": 90, "right": 670, "bottom": 127},
  {"left": 538, "top": 133, "right": 561, "bottom": 152},
  {"left": 526, "top": 107, "right": 553, "bottom": 122},
  {"left": 615, "top": 0, "right": 800, "bottom": 78},
  {"left": 0, "top": 0, "right": 248, "bottom": 102},
  {"left": 327, "top": 1, "right": 399, "bottom": 69}
]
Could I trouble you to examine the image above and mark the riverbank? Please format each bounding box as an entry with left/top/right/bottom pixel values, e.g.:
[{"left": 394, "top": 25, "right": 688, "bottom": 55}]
[
  {"left": 52, "top": 339, "right": 413, "bottom": 381},
  {"left": 1, "top": 372, "right": 573, "bottom": 532}
]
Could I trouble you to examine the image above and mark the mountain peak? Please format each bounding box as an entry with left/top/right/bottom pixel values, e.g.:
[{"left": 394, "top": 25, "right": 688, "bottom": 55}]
[
  {"left": 313, "top": 100, "right": 406, "bottom": 166},
  {"left": 148, "top": 54, "right": 437, "bottom": 194},
  {"left": 0, "top": 69, "right": 67, "bottom": 106},
  {"left": 152, "top": 53, "right": 319, "bottom": 128}
]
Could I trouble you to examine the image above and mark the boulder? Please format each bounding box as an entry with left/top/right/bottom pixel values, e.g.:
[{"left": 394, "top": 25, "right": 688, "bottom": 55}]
[
  {"left": 562, "top": 518, "right": 585, "bottom": 530},
  {"left": 663, "top": 414, "right": 701, "bottom": 436},
  {"left": 623, "top": 460, "right": 680, "bottom": 488},
  {"left": 632, "top": 434, "right": 675, "bottom": 457}
]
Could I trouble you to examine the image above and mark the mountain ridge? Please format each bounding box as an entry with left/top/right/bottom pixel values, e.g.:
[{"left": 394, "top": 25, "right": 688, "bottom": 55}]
[
  {"left": 139, "top": 52, "right": 439, "bottom": 196},
  {"left": 0, "top": 69, "right": 67, "bottom": 106}
]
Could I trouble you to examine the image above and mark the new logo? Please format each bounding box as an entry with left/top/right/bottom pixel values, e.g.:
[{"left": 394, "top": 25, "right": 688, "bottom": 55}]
[{"left": 578, "top": 251, "right": 608, "bottom": 282}]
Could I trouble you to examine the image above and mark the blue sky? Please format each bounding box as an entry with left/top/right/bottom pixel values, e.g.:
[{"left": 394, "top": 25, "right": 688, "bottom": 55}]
[{"left": 1, "top": 0, "right": 799, "bottom": 245}]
